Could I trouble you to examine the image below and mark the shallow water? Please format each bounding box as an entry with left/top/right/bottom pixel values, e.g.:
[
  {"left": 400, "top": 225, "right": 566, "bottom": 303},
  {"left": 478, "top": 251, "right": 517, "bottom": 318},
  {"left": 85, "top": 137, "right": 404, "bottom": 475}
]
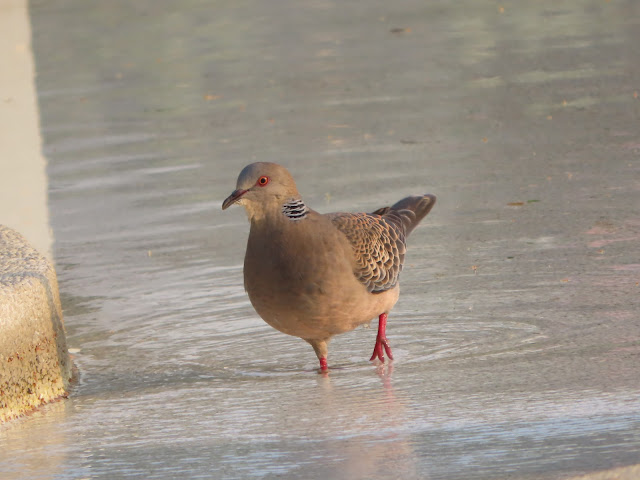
[{"left": 2, "top": 0, "right": 640, "bottom": 478}]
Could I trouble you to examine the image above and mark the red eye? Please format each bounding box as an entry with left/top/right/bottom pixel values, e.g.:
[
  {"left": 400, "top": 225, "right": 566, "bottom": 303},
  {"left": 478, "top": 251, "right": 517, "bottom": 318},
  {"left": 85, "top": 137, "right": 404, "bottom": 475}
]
[{"left": 257, "top": 176, "right": 269, "bottom": 186}]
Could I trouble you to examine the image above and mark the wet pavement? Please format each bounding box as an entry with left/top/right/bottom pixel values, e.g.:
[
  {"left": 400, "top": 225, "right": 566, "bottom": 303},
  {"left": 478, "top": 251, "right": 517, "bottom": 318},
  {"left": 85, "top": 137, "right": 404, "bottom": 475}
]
[{"left": 2, "top": 0, "right": 640, "bottom": 478}]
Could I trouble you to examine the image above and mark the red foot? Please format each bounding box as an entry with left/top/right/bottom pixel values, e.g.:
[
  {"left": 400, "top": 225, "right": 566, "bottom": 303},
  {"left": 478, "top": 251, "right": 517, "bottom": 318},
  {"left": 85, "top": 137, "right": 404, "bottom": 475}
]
[
  {"left": 370, "top": 313, "right": 394, "bottom": 363},
  {"left": 319, "top": 357, "right": 328, "bottom": 371}
]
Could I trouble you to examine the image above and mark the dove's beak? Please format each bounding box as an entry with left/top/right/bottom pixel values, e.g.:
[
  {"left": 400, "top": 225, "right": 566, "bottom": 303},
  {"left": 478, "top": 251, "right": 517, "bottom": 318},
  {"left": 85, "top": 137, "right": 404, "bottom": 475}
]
[{"left": 222, "top": 189, "right": 248, "bottom": 210}]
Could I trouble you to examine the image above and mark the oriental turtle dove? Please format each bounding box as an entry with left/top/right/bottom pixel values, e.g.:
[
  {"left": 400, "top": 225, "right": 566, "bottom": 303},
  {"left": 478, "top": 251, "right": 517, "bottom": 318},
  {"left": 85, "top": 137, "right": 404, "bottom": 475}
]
[{"left": 222, "top": 162, "right": 435, "bottom": 371}]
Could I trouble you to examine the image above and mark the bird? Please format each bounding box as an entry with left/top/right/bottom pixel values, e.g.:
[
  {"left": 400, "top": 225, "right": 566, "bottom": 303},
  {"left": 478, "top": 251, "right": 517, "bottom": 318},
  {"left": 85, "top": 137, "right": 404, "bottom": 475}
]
[{"left": 222, "top": 162, "right": 435, "bottom": 371}]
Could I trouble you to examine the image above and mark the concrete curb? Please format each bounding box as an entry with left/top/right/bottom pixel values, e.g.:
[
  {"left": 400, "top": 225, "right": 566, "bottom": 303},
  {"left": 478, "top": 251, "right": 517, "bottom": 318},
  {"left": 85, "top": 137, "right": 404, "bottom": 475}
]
[{"left": 0, "top": 225, "right": 71, "bottom": 422}]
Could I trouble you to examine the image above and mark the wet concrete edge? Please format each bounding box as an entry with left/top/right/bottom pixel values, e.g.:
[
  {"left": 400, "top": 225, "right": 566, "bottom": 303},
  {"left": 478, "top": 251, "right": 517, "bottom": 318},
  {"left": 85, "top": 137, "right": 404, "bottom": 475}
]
[{"left": 0, "top": 226, "right": 71, "bottom": 423}]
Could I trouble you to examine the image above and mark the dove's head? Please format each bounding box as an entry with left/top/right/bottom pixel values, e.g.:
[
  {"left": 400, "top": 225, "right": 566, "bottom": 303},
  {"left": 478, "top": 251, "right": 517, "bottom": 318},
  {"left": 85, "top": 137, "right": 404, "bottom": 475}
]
[{"left": 222, "top": 162, "right": 301, "bottom": 220}]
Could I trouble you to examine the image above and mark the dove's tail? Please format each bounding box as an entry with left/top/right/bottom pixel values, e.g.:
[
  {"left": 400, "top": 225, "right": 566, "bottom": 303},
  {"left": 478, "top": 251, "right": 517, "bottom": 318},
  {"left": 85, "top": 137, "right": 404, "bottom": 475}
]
[{"left": 371, "top": 194, "right": 436, "bottom": 238}]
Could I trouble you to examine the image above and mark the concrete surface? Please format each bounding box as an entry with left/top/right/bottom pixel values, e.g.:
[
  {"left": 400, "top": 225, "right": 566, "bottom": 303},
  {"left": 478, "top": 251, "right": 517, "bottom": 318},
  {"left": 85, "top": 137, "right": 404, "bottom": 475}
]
[
  {"left": 0, "top": 225, "right": 71, "bottom": 423},
  {"left": 0, "top": 0, "right": 52, "bottom": 258},
  {"left": 1, "top": 0, "right": 639, "bottom": 479}
]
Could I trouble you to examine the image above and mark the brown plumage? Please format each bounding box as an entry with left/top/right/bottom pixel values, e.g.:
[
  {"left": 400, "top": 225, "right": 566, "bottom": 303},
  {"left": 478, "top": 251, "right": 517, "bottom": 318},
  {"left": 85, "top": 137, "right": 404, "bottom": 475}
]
[{"left": 222, "top": 162, "right": 436, "bottom": 371}]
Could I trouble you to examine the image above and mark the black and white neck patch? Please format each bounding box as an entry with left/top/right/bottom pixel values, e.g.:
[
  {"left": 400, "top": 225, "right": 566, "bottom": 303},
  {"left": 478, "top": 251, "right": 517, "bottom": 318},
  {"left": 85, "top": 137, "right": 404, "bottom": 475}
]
[{"left": 282, "top": 199, "right": 309, "bottom": 221}]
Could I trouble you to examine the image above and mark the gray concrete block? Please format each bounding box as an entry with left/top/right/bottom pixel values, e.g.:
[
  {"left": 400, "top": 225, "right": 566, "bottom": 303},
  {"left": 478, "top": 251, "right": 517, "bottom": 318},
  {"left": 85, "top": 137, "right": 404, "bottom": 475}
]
[{"left": 0, "top": 225, "right": 71, "bottom": 422}]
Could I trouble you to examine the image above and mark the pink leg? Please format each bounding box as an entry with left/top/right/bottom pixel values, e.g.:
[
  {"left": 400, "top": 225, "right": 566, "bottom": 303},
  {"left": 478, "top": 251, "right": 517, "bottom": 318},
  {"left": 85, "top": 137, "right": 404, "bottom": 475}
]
[
  {"left": 370, "top": 313, "right": 394, "bottom": 363},
  {"left": 319, "top": 357, "right": 328, "bottom": 372}
]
